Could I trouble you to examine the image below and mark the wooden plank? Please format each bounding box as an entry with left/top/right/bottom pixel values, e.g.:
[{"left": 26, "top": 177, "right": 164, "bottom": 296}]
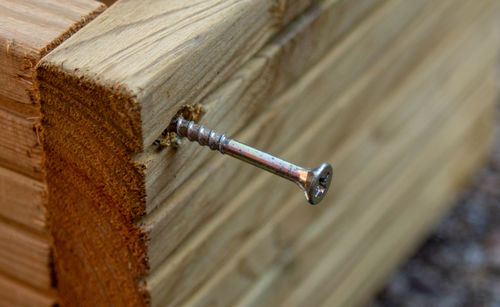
[
  {"left": 0, "top": 166, "right": 46, "bottom": 232},
  {"left": 0, "top": 0, "right": 105, "bottom": 107},
  {"left": 144, "top": 0, "right": 472, "bottom": 298},
  {"left": 0, "top": 272, "right": 56, "bottom": 307},
  {"left": 39, "top": 0, "right": 313, "bottom": 147},
  {"left": 0, "top": 107, "right": 43, "bottom": 178},
  {"left": 0, "top": 0, "right": 105, "bottom": 177},
  {"left": 239, "top": 108, "right": 491, "bottom": 307},
  {"left": 320, "top": 104, "right": 495, "bottom": 307},
  {"left": 0, "top": 218, "right": 52, "bottom": 291},
  {"left": 139, "top": 0, "right": 385, "bottom": 214},
  {"left": 35, "top": 0, "right": 499, "bottom": 305},
  {"left": 143, "top": 0, "right": 428, "bottom": 272},
  {"left": 0, "top": 94, "right": 38, "bottom": 117},
  {"left": 0, "top": 0, "right": 105, "bottom": 176},
  {"left": 236, "top": 55, "right": 497, "bottom": 307},
  {"left": 281, "top": 83, "right": 496, "bottom": 307},
  {"left": 0, "top": 0, "right": 106, "bottom": 302},
  {"left": 149, "top": 0, "right": 488, "bottom": 304},
  {"left": 34, "top": 0, "right": 371, "bottom": 304},
  {"left": 181, "top": 6, "right": 498, "bottom": 306}
]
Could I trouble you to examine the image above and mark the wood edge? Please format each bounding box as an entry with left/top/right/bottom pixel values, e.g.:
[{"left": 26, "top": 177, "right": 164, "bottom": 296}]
[
  {"left": 36, "top": 50, "right": 150, "bottom": 307},
  {"left": 39, "top": 3, "right": 107, "bottom": 58}
]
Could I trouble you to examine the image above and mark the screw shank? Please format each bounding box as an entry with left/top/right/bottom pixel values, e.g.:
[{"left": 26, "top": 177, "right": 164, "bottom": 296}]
[{"left": 221, "top": 139, "right": 310, "bottom": 185}]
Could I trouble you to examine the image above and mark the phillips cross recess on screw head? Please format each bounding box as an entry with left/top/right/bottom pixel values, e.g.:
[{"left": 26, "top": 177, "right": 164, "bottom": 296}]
[{"left": 172, "top": 117, "right": 333, "bottom": 205}]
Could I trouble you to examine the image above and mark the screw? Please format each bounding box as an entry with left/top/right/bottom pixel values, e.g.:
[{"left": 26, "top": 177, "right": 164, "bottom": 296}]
[{"left": 173, "top": 117, "right": 333, "bottom": 205}]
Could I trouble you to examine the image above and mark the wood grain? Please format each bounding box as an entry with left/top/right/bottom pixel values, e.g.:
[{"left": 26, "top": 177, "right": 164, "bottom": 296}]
[
  {"left": 0, "top": 0, "right": 105, "bottom": 177},
  {"left": 0, "top": 166, "right": 47, "bottom": 232},
  {"left": 34, "top": 0, "right": 369, "bottom": 305},
  {"left": 320, "top": 103, "right": 495, "bottom": 307},
  {"left": 0, "top": 0, "right": 105, "bottom": 107},
  {"left": 283, "top": 82, "right": 496, "bottom": 307},
  {"left": 0, "top": 0, "right": 105, "bottom": 303},
  {"left": 0, "top": 218, "right": 52, "bottom": 290},
  {"left": 171, "top": 3, "right": 498, "bottom": 305},
  {"left": 237, "top": 53, "right": 497, "bottom": 307},
  {"left": 41, "top": 0, "right": 313, "bottom": 147},
  {"left": 0, "top": 107, "right": 43, "bottom": 178},
  {"left": 143, "top": 1, "right": 475, "bottom": 301},
  {"left": 138, "top": 0, "right": 385, "bottom": 215},
  {"left": 35, "top": 0, "right": 499, "bottom": 305},
  {"left": 142, "top": 0, "right": 423, "bottom": 272},
  {"left": 0, "top": 271, "right": 56, "bottom": 307}
]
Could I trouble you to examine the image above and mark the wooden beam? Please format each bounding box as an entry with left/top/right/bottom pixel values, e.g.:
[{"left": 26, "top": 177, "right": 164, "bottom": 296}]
[
  {"left": 36, "top": 0, "right": 499, "bottom": 305},
  {"left": 0, "top": 272, "right": 56, "bottom": 307},
  {"left": 0, "top": 0, "right": 105, "bottom": 108},
  {"left": 141, "top": 0, "right": 463, "bottom": 294},
  {"left": 147, "top": 1, "right": 497, "bottom": 305},
  {"left": 33, "top": 0, "right": 356, "bottom": 305},
  {"left": 284, "top": 81, "right": 496, "bottom": 307},
  {"left": 175, "top": 1, "right": 495, "bottom": 305},
  {"left": 0, "top": 0, "right": 105, "bottom": 303},
  {"left": 40, "top": 0, "right": 313, "bottom": 147},
  {"left": 0, "top": 0, "right": 105, "bottom": 177},
  {"left": 320, "top": 105, "right": 494, "bottom": 307},
  {"left": 238, "top": 57, "right": 497, "bottom": 307},
  {"left": 0, "top": 218, "right": 52, "bottom": 290},
  {"left": 142, "top": 0, "right": 387, "bottom": 271},
  {"left": 139, "top": 0, "right": 385, "bottom": 215},
  {"left": 0, "top": 166, "right": 46, "bottom": 232},
  {"left": 143, "top": 0, "right": 458, "bottom": 304}
]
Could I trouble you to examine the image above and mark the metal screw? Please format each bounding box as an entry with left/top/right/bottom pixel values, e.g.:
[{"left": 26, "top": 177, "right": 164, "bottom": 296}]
[{"left": 173, "top": 117, "right": 333, "bottom": 205}]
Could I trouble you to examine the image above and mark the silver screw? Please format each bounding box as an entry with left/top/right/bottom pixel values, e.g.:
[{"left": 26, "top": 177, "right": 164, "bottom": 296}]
[{"left": 173, "top": 117, "right": 333, "bottom": 205}]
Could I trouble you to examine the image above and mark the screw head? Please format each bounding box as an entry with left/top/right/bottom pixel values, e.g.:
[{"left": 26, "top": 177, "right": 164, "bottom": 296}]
[{"left": 306, "top": 163, "right": 333, "bottom": 205}]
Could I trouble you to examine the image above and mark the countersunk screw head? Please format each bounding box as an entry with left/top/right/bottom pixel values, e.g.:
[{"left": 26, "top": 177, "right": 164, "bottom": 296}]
[{"left": 305, "top": 163, "right": 333, "bottom": 205}]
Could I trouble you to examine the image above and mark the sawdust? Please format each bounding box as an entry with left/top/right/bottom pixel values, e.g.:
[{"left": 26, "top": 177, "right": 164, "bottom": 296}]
[{"left": 153, "top": 104, "right": 206, "bottom": 149}]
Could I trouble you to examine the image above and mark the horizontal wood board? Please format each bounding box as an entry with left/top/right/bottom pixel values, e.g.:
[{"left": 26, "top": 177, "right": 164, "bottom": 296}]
[
  {"left": 0, "top": 0, "right": 105, "bottom": 304},
  {"left": 35, "top": 0, "right": 499, "bottom": 305}
]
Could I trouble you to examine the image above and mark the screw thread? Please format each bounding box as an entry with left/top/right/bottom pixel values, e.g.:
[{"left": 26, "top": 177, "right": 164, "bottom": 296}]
[{"left": 175, "top": 117, "right": 227, "bottom": 151}]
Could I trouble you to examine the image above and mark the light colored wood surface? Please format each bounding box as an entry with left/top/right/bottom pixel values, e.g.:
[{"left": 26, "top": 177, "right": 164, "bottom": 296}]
[
  {"left": 35, "top": 0, "right": 499, "bottom": 305},
  {"left": 178, "top": 1, "right": 494, "bottom": 305},
  {"left": 282, "top": 74, "right": 496, "bottom": 307},
  {"left": 0, "top": 272, "right": 56, "bottom": 307},
  {"left": 0, "top": 107, "right": 43, "bottom": 178},
  {"left": 144, "top": 0, "right": 465, "bottom": 305},
  {"left": 41, "top": 0, "right": 313, "bottom": 147},
  {"left": 0, "top": 0, "right": 105, "bottom": 107},
  {"left": 237, "top": 48, "right": 497, "bottom": 307},
  {"left": 0, "top": 218, "right": 52, "bottom": 290},
  {"left": 139, "top": 0, "right": 385, "bottom": 215},
  {"left": 0, "top": 0, "right": 106, "bottom": 303},
  {"left": 0, "top": 166, "right": 46, "bottom": 232},
  {"left": 179, "top": 2, "right": 498, "bottom": 306},
  {"left": 320, "top": 102, "right": 495, "bottom": 307},
  {"left": 142, "top": 0, "right": 387, "bottom": 271}
]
